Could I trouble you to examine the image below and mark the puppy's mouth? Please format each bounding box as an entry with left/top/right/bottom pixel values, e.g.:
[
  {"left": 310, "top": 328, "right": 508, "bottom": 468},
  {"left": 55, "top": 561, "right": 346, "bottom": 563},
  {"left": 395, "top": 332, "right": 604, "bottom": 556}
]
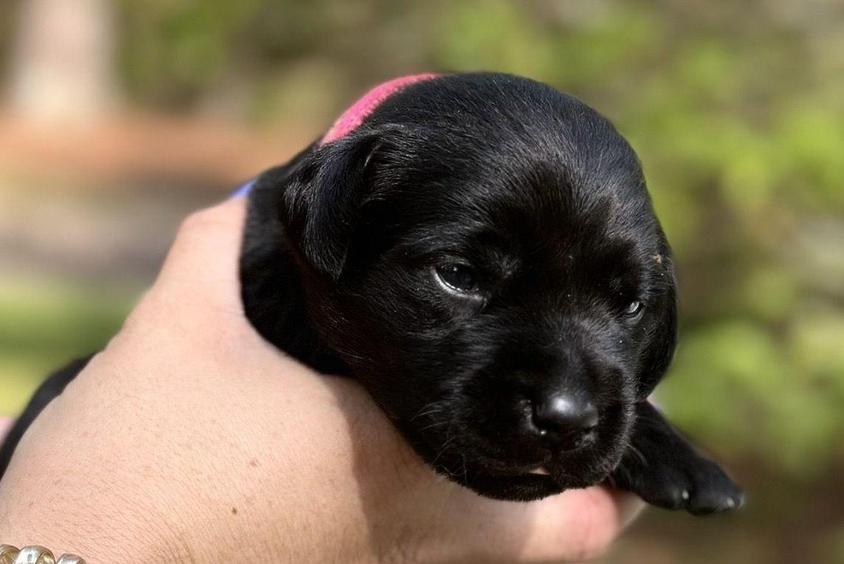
[
  {"left": 523, "top": 459, "right": 606, "bottom": 489},
  {"left": 471, "top": 451, "right": 609, "bottom": 488},
  {"left": 527, "top": 466, "right": 550, "bottom": 476},
  {"left": 441, "top": 457, "right": 606, "bottom": 501},
  {"left": 453, "top": 435, "right": 623, "bottom": 496}
]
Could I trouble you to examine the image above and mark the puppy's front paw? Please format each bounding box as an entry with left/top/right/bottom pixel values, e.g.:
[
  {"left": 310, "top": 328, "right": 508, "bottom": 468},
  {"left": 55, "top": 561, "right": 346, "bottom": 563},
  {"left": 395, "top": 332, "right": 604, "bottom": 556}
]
[
  {"left": 610, "top": 402, "right": 744, "bottom": 515},
  {"left": 623, "top": 444, "right": 744, "bottom": 515}
]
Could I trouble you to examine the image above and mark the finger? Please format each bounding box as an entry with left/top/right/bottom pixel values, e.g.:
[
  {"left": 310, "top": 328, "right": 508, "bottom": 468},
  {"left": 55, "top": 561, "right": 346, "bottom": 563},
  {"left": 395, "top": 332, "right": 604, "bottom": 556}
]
[
  {"left": 526, "top": 488, "right": 642, "bottom": 562},
  {"left": 116, "top": 196, "right": 264, "bottom": 356},
  {"left": 449, "top": 486, "right": 641, "bottom": 562},
  {"left": 613, "top": 488, "right": 645, "bottom": 529},
  {"left": 155, "top": 197, "right": 248, "bottom": 307},
  {"left": 123, "top": 196, "right": 250, "bottom": 339}
]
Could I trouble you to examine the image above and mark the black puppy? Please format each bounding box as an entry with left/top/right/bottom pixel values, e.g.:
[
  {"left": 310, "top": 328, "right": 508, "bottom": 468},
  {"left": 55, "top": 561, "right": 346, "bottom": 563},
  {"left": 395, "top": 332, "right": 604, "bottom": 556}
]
[{"left": 1, "top": 73, "right": 742, "bottom": 515}]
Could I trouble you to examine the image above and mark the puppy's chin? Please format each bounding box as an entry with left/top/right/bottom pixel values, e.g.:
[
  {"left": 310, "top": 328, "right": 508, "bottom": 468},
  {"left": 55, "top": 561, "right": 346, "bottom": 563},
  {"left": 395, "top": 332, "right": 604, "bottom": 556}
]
[
  {"left": 428, "top": 446, "right": 621, "bottom": 502},
  {"left": 436, "top": 462, "right": 608, "bottom": 502}
]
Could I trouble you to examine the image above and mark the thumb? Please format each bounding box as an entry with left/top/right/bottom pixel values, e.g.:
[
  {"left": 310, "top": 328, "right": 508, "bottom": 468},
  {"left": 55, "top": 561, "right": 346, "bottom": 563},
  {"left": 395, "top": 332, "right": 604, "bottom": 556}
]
[{"left": 137, "top": 197, "right": 249, "bottom": 320}]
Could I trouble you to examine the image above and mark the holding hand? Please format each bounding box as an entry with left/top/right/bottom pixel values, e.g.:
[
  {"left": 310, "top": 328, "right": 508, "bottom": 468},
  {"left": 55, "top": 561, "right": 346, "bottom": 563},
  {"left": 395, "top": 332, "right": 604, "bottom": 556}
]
[{"left": 0, "top": 197, "right": 640, "bottom": 562}]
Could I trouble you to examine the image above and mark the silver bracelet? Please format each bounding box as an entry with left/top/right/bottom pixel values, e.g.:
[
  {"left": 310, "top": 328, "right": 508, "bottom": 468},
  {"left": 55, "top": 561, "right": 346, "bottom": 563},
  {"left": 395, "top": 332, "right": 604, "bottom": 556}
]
[{"left": 0, "top": 544, "right": 85, "bottom": 564}]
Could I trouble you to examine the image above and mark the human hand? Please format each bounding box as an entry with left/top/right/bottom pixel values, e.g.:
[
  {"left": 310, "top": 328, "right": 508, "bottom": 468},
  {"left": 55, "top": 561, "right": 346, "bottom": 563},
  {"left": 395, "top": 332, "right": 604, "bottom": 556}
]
[{"left": 0, "top": 197, "right": 641, "bottom": 562}]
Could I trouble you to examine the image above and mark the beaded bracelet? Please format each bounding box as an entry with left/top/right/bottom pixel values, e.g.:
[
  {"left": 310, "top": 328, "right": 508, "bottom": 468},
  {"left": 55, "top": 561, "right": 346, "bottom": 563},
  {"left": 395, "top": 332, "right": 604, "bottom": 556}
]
[{"left": 0, "top": 544, "right": 85, "bottom": 564}]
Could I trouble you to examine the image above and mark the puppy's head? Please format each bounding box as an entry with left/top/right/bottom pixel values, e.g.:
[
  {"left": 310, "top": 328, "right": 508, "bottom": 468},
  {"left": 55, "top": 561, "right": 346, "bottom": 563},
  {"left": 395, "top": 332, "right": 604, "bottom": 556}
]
[{"left": 279, "top": 73, "right": 677, "bottom": 500}]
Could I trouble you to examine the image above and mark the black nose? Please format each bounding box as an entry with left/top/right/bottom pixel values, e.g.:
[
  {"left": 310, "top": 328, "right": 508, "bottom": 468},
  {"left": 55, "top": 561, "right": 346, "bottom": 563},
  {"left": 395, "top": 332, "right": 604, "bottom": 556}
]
[{"left": 531, "top": 393, "right": 599, "bottom": 450}]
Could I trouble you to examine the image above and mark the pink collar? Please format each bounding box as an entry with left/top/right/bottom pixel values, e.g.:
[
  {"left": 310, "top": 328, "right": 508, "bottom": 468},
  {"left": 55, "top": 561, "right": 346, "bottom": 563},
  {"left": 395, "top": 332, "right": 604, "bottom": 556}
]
[{"left": 320, "top": 73, "right": 438, "bottom": 145}]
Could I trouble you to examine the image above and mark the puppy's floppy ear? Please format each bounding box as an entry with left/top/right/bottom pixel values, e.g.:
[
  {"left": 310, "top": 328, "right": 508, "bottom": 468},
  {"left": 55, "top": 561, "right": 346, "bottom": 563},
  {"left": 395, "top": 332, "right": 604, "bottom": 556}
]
[
  {"left": 279, "top": 133, "right": 380, "bottom": 281},
  {"left": 637, "top": 245, "right": 679, "bottom": 399}
]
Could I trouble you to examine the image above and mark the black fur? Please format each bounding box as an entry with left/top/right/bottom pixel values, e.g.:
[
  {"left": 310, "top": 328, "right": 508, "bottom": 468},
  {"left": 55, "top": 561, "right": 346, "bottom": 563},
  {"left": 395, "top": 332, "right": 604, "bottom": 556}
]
[
  {"left": 2, "top": 73, "right": 742, "bottom": 514},
  {"left": 241, "top": 73, "right": 742, "bottom": 511}
]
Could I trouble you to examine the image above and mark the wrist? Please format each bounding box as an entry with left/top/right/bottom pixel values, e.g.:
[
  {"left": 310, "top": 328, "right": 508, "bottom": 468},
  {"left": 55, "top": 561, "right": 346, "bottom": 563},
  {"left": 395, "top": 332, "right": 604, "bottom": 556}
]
[{"left": 0, "top": 485, "right": 175, "bottom": 563}]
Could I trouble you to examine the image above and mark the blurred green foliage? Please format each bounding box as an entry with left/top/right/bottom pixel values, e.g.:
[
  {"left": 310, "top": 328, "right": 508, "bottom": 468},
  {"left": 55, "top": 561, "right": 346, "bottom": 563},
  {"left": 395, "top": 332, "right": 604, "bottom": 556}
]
[
  {"left": 0, "top": 1, "right": 19, "bottom": 78},
  {"left": 0, "top": 280, "right": 128, "bottom": 415}
]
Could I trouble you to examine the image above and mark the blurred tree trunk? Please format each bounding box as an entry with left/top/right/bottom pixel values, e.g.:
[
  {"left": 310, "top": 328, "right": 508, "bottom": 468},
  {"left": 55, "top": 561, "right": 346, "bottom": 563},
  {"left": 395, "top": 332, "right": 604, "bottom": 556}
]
[{"left": 10, "top": 0, "right": 117, "bottom": 123}]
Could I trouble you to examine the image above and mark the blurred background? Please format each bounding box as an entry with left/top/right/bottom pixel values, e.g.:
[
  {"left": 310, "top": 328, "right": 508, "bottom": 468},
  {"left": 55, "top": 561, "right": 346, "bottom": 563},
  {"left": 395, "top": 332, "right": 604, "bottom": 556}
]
[{"left": 1, "top": 0, "right": 842, "bottom": 562}]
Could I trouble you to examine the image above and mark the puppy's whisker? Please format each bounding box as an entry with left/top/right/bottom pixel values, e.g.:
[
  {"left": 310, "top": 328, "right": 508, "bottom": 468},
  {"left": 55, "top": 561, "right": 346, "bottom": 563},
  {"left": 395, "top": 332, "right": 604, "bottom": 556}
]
[
  {"left": 417, "top": 419, "right": 452, "bottom": 433},
  {"left": 627, "top": 444, "right": 649, "bottom": 467},
  {"left": 431, "top": 432, "right": 460, "bottom": 467},
  {"left": 409, "top": 400, "right": 448, "bottom": 422}
]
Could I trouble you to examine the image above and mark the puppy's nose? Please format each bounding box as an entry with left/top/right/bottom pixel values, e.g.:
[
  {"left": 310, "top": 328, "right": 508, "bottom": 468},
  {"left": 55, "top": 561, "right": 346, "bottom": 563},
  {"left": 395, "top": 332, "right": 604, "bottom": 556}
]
[{"left": 531, "top": 393, "right": 599, "bottom": 450}]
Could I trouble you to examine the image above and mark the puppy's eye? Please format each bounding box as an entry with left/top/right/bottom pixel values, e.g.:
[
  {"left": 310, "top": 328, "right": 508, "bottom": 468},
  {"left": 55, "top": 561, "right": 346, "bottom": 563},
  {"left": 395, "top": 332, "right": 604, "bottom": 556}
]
[
  {"left": 624, "top": 300, "right": 644, "bottom": 319},
  {"left": 434, "top": 263, "right": 479, "bottom": 294}
]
